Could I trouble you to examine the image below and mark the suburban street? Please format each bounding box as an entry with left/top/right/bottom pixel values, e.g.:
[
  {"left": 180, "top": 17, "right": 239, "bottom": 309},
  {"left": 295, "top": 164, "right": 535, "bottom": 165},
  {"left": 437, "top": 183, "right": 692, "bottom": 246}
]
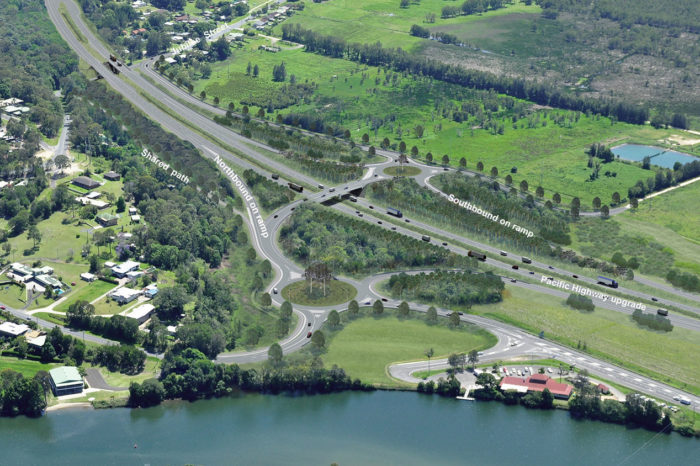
[{"left": 21, "top": 0, "right": 697, "bottom": 409}]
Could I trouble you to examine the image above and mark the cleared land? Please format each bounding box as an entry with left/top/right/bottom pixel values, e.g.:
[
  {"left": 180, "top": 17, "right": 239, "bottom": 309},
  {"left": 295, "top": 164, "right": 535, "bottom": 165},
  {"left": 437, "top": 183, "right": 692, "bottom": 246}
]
[
  {"left": 473, "top": 286, "right": 700, "bottom": 394},
  {"left": 281, "top": 280, "right": 357, "bottom": 307},
  {"left": 54, "top": 279, "right": 116, "bottom": 313},
  {"left": 320, "top": 309, "right": 496, "bottom": 387},
  {"left": 0, "top": 354, "right": 60, "bottom": 377}
]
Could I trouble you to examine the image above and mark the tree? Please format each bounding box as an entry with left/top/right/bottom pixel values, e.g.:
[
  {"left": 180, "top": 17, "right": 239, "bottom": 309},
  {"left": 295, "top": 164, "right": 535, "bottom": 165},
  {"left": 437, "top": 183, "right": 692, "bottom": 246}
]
[
  {"left": 246, "top": 62, "right": 252, "bottom": 75},
  {"left": 89, "top": 254, "right": 99, "bottom": 273},
  {"left": 368, "top": 146, "right": 376, "bottom": 156},
  {"left": 200, "top": 90, "right": 206, "bottom": 100},
  {"left": 14, "top": 337, "right": 28, "bottom": 359},
  {"left": 311, "top": 330, "right": 325, "bottom": 349},
  {"left": 468, "top": 349, "right": 479, "bottom": 368},
  {"left": 253, "top": 64, "right": 259, "bottom": 77},
  {"left": 414, "top": 125, "right": 424, "bottom": 138},
  {"left": 268, "top": 342, "right": 283, "bottom": 366},
  {"left": 27, "top": 225, "right": 42, "bottom": 249},
  {"left": 491, "top": 167, "right": 498, "bottom": 177},
  {"left": 630, "top": 197, "right": 638, "bottom": 209},
  {"left": 424, "top": 348, "right": 434, "bottom": 375},
  {"left": 41, "top": 342, "right": 56, "bottom": 363},
  {"left": 505, "top": 174, "right": 512, "bottom": 185},
  {"left": 305, "top": 261, "right": 332, "bottom": 296},
  {"left": 372, "top": 299, "right": 384, "bottom": 315},
  {"left": 327, "top": 309, "right": 340, "bottom": 327},
  {"left": 211, "top": 36, "right": 231, "bottom": 61},
  {"left": 519, "top": 180, "right": 529, "bottom": 192},
  {"left": 426, "top": 306, "right": 437, "bottom": 323},
  {"left": 476, "top": 161, "right": 484, "bottom": 171},
  {"left": 398, "top": 301, "right": 409, "bottom": 317},
  {"left": 447, "top": 353, "right": 464, "bottom": 372},
  {"left": 553, "top": 193, "right": 561, "bottom": 204},
  {"left": 600, "top": 205, "right": 609, "bottom": 218},
  {"left": 535, "top": 186, "right": 544, "bottom": 198},
  {"left": 348, "top": 300, "right": 359, "bottom": 317},
  {"left": 592, "top": 197, "right": 601, "bottom": 209},
  {"left": 612, "top": 192, "right": 621, "bottom": 205},
  {"left": 361, "top": 133, "right": 369, "bottom": 144},
  {"left": 541, "top": 388, "right": 554, "bottom": 409},
  {"left": 459, "top": 157, "right": 467, "bottom": 169},
  {"left": 272, "top": 62, "right": 287, "bottom": 82},
  {"left": 154, "top": 287, "right": 189, "bottom": 320},
  {"left": 449, "top": 311, "right": 460, "bottom": 327},
  {"left": 116, "top": 196, "right": 126, "bottom": 213},
  {"left": 260, "top": 292, "right": 272, "bottom": 307},
  {"left": 411, "top": 145, "right": 419, "bottom": 157},
  {"left": 426, "top": 152, "right": 433, "bottom": 163},
  {"left": 54, "top": 154, "right": 71, "bottom": 172}
]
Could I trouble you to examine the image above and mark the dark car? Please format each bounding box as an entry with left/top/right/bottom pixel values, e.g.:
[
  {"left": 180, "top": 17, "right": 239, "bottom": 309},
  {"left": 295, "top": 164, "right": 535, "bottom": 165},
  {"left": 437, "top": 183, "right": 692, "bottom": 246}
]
[
  {"left": 510, "top": 279, "right": 517, "bottom": 283},
  {"left": 458, "top": 312, "right": 464, "bottom": 316},
  {"left": 308, "top": 322, "right": 312, "bottom": 327},
  {"left": 548, "top": 266, "right": 554, "bottom": 270},
  {"left": 378, "top": 221, "right": 382, "bottom": 225},
  {"left": 369, "top": 205, "right": 374, "bottom": 209},
  {"left": 290, "top": 207, "right": 295, "bottom": 211},
  {"left": 381, "top": 298, "right": 388, "bottom": 302},
  {"left": 307, "top": 332, "right": 312, "bottom": 338},
  {"left": 405, "top": 219, "right": 410, "bottom": 223},
  {"left": 358, "top": 213, "right": 363, "bottom": 217},
  {"left": 529, "top": 271, "right": 534, "bottom": 275},
  {"left": 274, "top": 215, "right": 278, "bottom": 218},
  {"left": 391, "top": 226, "right": 396, "bottom": 231},
  {"left": 512, "top": 265, "right": 519, "bottom": 270},
  {"left": 442, "top": 242, "right": 448, "bottom": 246},
  {"left": 651, "top": 297, "right": 658, "bottom": 302},
  {"left": 572, "top": 274, "right": 578, "bottom": 278}
]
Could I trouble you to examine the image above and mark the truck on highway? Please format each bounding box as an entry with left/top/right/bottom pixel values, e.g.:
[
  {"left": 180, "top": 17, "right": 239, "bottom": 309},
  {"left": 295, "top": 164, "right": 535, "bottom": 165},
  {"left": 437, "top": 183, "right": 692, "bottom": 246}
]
[
  {"left": 288, "top": 182, "right": 304, "bottom": 193},
  {"left": 657, "top": 308, "right": 669, "bottom": 316},
  {"left": 105, "top": 61, "right": 120, "bottom": 75},
  {"left": 521, "top": 257, "right": 532, "bottom": 264},
  {"left": 109, "top": 54, "right": 117, "bottom": 62},
  {"left": 421, "top": 235, "right": 431, "bottom": 242},
  {"left": 597, "top": 276, "right": 619, "bottom": 288},
  {"left": 387, "top": 207, "right": 403, "bottom": 218},
  {"left": 271, "top": 173, "right": 279, "bottom": 180},
  {"left": 467, "top": 250, "right": 487, "bottom": 261}
]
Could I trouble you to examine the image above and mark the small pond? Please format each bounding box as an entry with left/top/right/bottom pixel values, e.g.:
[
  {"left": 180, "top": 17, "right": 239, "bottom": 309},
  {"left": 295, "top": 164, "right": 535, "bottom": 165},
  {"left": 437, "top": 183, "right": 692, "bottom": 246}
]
[{"left": 612, "top": 144, "right": 699, "bottom": 169}]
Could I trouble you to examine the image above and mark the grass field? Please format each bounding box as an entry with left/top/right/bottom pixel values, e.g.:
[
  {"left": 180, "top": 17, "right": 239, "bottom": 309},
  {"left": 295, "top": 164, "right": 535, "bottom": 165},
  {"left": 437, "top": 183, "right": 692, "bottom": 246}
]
[
  {"left": 274, "top": 0, "right": 540, "bottom": 51},
  {"left": 89, "top": 356, "right": 161, "bottom": 388},
  {"left": 282, "top": 280, "right": 357, "bottom": 307},
  {"left": 0, "top": 282, "right": 29, "bottom": 309},
  {"left": 383, "top": 166, "right": 421, "bottom": 177},
  {"left": 33, "top": 312, "right": 66, "bottom": 325},
  {"left": 473, "top": 287, "right": 700, "bottom": 394},
  {"left": 319, "top": 308, "right": 496, "bottom": 387},
  {"left": 177, "top": 33, "right": 681, "bottom": 207},
  {"left": 54, "top": 280, "right": 117, "bottom": 313},
  {"left": 0, "top": 354, "right": 60, "bottom": 377}
]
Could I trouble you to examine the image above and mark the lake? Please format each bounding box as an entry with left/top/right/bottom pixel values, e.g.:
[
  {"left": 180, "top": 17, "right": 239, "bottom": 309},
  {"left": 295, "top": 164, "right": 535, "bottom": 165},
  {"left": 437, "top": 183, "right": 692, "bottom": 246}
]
[
  {"left": 1, "top": 391, "right": 696, "bottom": 465},
  {"left": 612, "top": 144, "right": 699, "bottom": 169}
]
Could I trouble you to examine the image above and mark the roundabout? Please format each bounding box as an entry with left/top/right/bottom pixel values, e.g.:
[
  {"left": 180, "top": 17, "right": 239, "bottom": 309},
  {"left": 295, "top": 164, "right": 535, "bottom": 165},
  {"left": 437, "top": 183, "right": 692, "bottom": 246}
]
[{"left": 281, "top": 279, "right": 358, "bottom": 307}]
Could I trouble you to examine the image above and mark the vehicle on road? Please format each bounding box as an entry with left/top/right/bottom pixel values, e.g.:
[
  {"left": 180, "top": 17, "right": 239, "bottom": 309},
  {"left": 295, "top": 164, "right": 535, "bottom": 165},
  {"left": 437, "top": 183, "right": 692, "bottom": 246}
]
[
  {"left": 288, "top": 182, "right": 304, "bottom": 193},
  {"left": 387, "top": 207, "right": 403, "bottom": 218},
  {"left": 597, "top": 276, "right": 619, "bottom": 288},
  {"left": 308, "top": 322, "right": 312, "bottom": 327},
  {"left": 358, "top": 213, "right": 363, "bottom": 217},
  {"left": 421, "top": 235, "right": 431, "bottom": 242},
  {"left": 290, "top": 207, "right": 295, "bottom": 211},
  {"left": 442, "top": 242, "right": 448, "bottom": 246},
  {"left": 329, "top": 188, "right": 335, "bottom": 192},
  {"left": 529, "top": 271, "right": 534, "bottom": 275},
  {"left": 512, "top": 265, "right": 519, "bottom": 270},
  {"left": 651, "top": 297, "right": 658, "bottom": 302},
  {"left": 381, "top": 298, "right": 388, "bottom": 302},
  {"left": 0, "top": 305, "right": 5, "bottom": 310},
  {"left": 521, "top": 257, "right": 532, "bottom": 264},
  {"left": 572, "top": 274, "right": 578, "bottom": 278},
  {"left": 377, "top": 221, "right": 382, "bottom": 225},
  {"left": 404, "top": 219, "right": 410, "bottom": 223},
  {"left": 680, "top": 398, "right": 691, "bottom": 405},
  {"left": 548, "top": 266, "right": 554, "bottom": 270},
  {"left": 391, "top": 227, "right": 396, "bottom": 231},
  {"left": 271, "top": 174, "right": 279, "bottom": 180},
  {"left": 510, "top": 279, "right": 516, "bottom": 283},
  {"left": 657, "top": 308, "right": 669, "bottom": 316},
  {"left": 467, "top": 250, "right": 487, "bottom": 261},
  {"left": 349, "top": 196, "right": 357, "bottom": 202},
  {"left": 274, "top": 215, "right": 278, "bottom": 218},
  {"left": 109, "top": 54, "right": 117, "bottom": 62},
  {"left": 458, "top": 312, "right": 464, "bottom": 316},
  {"left": 547, "top": 368, "right": 553, "bottom": 374},
  {"left": 499, "top": 251, "right": 507, "bottom": 256},
  {"left": 272, "top": 288, "right": 278, "bottom": 294},
  {"left": 369, "top": 205, "right": 374, "bottom": 209},
  {"left": 318, "top": 184, "right": 324, "bottom": 189},
  {"left": 307, "top": 332, "right": 312, "bottom": 338}
]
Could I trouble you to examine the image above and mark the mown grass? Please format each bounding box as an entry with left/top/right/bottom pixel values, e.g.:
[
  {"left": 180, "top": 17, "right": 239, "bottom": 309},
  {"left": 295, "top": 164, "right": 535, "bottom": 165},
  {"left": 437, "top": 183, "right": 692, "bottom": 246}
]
[
  {"left": 281, "top": 280, "right": 357, "bottom": 307},
  {"left": 88, "top": 356, "right": 161, "bottom": 388},
  {"left": 383, "top": 166, "right": 421, "bottom": 177},
  {"left": 0, "top": 354, "right": 60, "bottom": 377},
  {"left": 54, "top": 280, "right": 117, "bottom": 313},
  {"left": 318, "top": 307, "right": 497, "bottom": 387},
  {"left": 473, "top": 287, "right": 700, "bottom": 395}
]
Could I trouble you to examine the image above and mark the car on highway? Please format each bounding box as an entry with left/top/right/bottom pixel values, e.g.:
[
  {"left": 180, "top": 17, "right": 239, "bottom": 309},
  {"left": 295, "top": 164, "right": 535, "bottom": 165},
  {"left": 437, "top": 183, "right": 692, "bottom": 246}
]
[
  {"left": 318, "top": 184, "right": 325, "bottom": 189},
  {"left": 512, "top": 265, "right": 519, "bottom": 270},
  {"left": 0, "top": 305, "right": 5, "bottom": 310},
  {"left": 271, "top": 174, "right": 279, "bottom": 180},
  {"left": 307, "top": 332, "right": 312, "bottom": 338},
  {"left": 572, "top": 274, "right": 578, "bottom": 278},
  {"left": 274, "top": 215, "right": 278, "bottom": 218},
  {"left": 500, "top": 251, "right": 507, "bottom": 256},
  {"left": 364, "top": 301, "right": 371, "bottom": 305},
  {"left": 391, "top": 227, "right": 396, "bottom": 231},
  {"left": 377, "top": 221, "right": 382, "bottom": 225},
  {"left": 458, "top": 312, "right": 464, "bottom": 316},
  {"left": 374, "top": 174, "right": 378, "bottom": 177},
  {"left": 442, "top": 242, "right": 448, "bottom": 246},
  {"left": 443, "top": 167, "right": 448, "bottom": 171},
  {"left": 369, "top": 205, "right": 374, "bottom": 209},
  {"left": 358, "top": 213, "right": 363, "bottom": 217},
  {"left": 381, "top": 298, "right": 388, "bottom": 302},
  {"left": 651, "top": 297, "right": 658, "bottom": 302},
  {"left": 329, "top": 188, "right": 335, "bottom": 192},
  {"left": 529, "top": 271, "right": 534, "bottom": 275},
  {"left": 345, "top": 186, "right": 349, "bottom": 190},
  {"left": 273, "top": 288, "right": 278, "bottom": 294},
  {"left": 290, "top": 207, "right": 295, "bottom": 211},
  {"left": 404, "top": 219, "right": 410, "bottom": 223},
  {"left": 548, "top": 266, "right": 554, "bottom": 270},
  {"left": 356, "top": 210, "right": 360, "bottom": 214},
  {"left": 308, "top": 322, "right": 312, "bottom": 327},
  {"left": 680, "top": 398, "right": 691, "bottom": 405},
  {"left": 510, "top": 279, "right": 516, "bottom": 283}
]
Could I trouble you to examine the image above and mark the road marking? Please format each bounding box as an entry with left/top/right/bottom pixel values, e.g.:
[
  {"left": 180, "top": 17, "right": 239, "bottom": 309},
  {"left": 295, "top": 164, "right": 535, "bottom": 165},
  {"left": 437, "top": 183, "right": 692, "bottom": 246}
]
[
  {"left": 604, "top": 368, "right": 613, "bottom": 372},
  {"left": 563, "top": 352, "right": 572, "bottom": 356},
  {"left": 576, "top": 357, "right": 585, "bottom": 361},
  {"left": 363, "top": 167, "right": 375, "bottom": 180},
  {"left": 663, "top": 389, "right": 672, "bottom": 393},
  {"left": 289, "top": 271, "right": 301, "bottom": 279},
  {"left": 619, "top": 373, "right": 628, "bottom": 377},
  {"left": 634, "top": 378, "right": 642, "bottom": 382},
  {"left": 591, "top": 362, "right": 600, "bottom": 366},
  {"left": 648, "top": 383, "right": 656, "bottom": 388}
]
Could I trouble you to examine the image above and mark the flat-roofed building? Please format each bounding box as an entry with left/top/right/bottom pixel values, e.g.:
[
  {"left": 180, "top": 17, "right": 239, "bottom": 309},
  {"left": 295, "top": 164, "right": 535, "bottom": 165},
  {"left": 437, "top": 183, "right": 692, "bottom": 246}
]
[
  {"left": 109, "top": 287, "right": 142, "bottom": 304},
  {"left": 80, "top": 272, "right": 97, "bottom": 282},
  {"left": 123, "top": 303, "right": 155, "bottom": 324},
  {"left": 111, "top": 260, "right": 140, "bottom": 278},
  {"left": 49, "top": 366, "right": 84, "bottom": 396},
  {"left": 97, "top": 212, "right": 120, "bottom": 227},
  {"left": 0, "top": 321, "right": 30, "bottom": 338},
  {"left": 499, "top": 374, "right": 573, "bottom": 399},
  {"left": 72, "top": 176, "right": 100, "bottom": 190}
]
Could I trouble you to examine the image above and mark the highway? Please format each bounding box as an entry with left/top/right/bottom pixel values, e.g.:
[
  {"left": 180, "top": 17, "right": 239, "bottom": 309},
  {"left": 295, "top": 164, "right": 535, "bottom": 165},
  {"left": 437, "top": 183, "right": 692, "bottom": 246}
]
[{"left": 26, "top": 0, "right": 699, "bottom": 407}]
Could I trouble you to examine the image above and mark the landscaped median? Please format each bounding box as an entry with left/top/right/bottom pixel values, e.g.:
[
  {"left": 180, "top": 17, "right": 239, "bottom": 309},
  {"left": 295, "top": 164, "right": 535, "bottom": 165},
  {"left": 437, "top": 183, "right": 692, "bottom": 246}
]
[{"left": 281, "top": 279, "right": 357, "bottom": 307}]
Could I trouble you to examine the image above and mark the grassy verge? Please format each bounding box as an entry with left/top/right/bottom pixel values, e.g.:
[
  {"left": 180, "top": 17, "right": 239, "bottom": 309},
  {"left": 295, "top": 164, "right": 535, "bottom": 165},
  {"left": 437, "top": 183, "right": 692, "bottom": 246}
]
[
  {"left": 383, "top": 166, "right": 422, "bottom": 177},
  {"left": 281, "top": 280, "right": 357, "bottom": 307},
  {"left": 33, "top": 312, "right": 66, "bottom": 325},
  {"left": 314, "top": 306, "right": 496, "bottom": 388},
  {"left": 472, "top": 287, "right": 700, "bottom": 395},
  {"left": 60, "top": 6, "right": 85, "bottom": 43},
  {"left": 54, "top": 280, "right": 117, "bottom": 312}
]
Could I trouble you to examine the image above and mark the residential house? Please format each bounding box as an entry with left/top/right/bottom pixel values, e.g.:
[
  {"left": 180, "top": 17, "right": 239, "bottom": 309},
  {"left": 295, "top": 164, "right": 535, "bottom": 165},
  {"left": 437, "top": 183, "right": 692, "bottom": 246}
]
[
  {"left": 0, "top": 321, "right": 30, "bottom": 338},
  {"left": 111, "top": 260, "right": 140, "bottom": 278},
  {"left": 72, "top": 176, "right": 100, "bottom": 190},
  {"left": 499, "top": 374, "right": 573, "bottom": 399},
  {"left": 123, "top": 303, "right": 155, "bottom": 324},
  {"left": 97, "top": 212, "right": 120, "bottom": 227},
  {"left": 49, "top": 366, "right": 84, "bottom": 396},
  {"left": 109, "top": 287, "right": 142, "bottom": 304}
]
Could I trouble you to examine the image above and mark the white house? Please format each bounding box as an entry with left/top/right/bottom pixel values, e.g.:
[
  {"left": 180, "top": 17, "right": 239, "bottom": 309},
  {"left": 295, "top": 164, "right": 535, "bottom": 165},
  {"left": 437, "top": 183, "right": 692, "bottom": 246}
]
[
  {"left": 0, "top": 321, "right": 30, "bottom": 338},
  {"left": 80, "top": 272, "right": 97, "bottom": 282},
  {"left": 109, "top": 287, "right": 142, "bottom": 304},
  {"left": 123, "top": 303, "right": 155, "bottom": 324},
  {"left": 112, "top": 260, "right": 140, "bottom": 278}
]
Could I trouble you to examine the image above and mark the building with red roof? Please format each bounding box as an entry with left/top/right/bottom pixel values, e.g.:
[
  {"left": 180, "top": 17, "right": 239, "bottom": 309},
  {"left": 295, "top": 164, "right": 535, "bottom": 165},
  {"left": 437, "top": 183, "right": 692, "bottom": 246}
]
[{"left": 499, "top": 374, "right": 573, "bottom": 399}]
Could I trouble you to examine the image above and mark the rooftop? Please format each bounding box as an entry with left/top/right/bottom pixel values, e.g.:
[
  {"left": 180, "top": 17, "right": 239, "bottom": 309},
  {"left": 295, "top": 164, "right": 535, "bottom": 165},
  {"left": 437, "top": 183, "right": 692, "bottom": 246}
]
[
  {"left": 0, "top": 321, "right": 30, "bottom": 337},
  {"left": 499, "top": 375, "right": 573, "bottom": 398},
  {"left": 49, "top": 366, "right": 82, "bottom": 386}
]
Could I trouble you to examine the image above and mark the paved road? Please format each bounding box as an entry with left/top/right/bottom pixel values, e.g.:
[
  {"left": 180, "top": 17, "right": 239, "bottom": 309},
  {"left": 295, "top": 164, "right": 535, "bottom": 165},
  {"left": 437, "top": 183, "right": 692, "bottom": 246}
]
[{"left": 37, "top": 0, "right": 700, "bottom": 407}]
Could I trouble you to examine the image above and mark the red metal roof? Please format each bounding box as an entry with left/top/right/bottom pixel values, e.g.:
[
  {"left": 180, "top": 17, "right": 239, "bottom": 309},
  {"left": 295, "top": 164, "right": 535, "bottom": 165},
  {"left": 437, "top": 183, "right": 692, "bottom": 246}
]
[{"left": 499, "top": 375, "right": 573, "bottom": 398}]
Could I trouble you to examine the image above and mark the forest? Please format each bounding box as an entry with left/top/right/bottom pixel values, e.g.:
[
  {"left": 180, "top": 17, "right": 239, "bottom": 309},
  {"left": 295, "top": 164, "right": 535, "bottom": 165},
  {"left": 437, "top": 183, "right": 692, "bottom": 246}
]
[
  {"left": 281, "top": 24, "right": 649, "bottom": 125},
  {"left": 387, "top": 270, "right": 505, "bottom": 307},
  {"left": 279, "top": 204, "right": 466, "bottom": 275},
  {"left": 243, "top": 169, "right": 295, "bottom": 211}
]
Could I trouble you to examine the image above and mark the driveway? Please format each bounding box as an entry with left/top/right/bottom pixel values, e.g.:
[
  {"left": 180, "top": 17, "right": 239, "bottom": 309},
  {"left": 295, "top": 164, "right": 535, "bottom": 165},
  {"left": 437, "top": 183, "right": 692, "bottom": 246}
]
[{"left": 85, "top": 368, "right": 126, "bottom": 391}]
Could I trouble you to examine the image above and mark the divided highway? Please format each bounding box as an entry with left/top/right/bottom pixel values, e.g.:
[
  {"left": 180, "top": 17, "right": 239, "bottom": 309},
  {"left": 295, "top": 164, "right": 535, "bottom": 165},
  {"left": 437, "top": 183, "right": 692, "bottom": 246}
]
[{"left": 29, "top": 0, "right": 700, "bottom": 407}]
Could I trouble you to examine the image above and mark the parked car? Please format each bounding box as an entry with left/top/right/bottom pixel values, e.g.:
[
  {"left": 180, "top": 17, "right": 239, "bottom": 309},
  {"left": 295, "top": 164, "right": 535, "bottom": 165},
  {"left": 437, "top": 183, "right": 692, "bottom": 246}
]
[
  {"left": 547, "top": 368, "right": 553, "bottom": 374},
  {"left": 0, "top": 305, "right": 5, "bottom": 310}
]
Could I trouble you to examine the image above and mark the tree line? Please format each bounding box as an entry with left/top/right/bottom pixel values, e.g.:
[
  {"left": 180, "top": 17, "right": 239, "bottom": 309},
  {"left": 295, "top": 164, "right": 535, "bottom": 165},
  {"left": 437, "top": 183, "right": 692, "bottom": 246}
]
[
  {"left": 631, "top": 309, "right": 673, "bottom": 332},
  {"left": 665, "top": 268, "right": 700, "bottom": 293},
  {"left": 243, "top": 169, "right": 295, "bottom": 211},
  {"left": 280, "top": 24, "right": 649, "bottom": 124},
  {"left": 128, "top": 347, "right": 372, "bottom": 407}
]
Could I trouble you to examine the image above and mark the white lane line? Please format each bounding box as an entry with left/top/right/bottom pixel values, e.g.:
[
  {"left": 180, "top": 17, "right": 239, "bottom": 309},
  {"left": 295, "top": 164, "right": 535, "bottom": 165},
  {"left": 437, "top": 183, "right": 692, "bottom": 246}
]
[
  {"left": 634, "top": 378, "right": 642, "bottom": 382},
  {"left": 576, "top": 357, "right": 586, "bottom": 361},
  {"left": 591, "top": 362, "right": 600, "bottom": 366},
  {"left": 663, "top": 389, "right": 671, "bottom": 393},
  {"left": 563, "top": 352, "right": 572, "bottom": 356},
  {"left": 604, "top": 368, "right": 613, "bottom": 372},
  {"left": 648, "top": 384, "right": 656, "bottom": 388},
  {"left": 619, "top": 373, "right": 628, "bottom": 377}
]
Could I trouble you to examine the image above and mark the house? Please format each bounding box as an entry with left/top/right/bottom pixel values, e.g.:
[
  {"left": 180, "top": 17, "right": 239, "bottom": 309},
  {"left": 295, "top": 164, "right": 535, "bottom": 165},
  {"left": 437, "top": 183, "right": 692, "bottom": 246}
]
[
  {"left": 597, "top": 383, "right": 610, "bottom": 395},
  {"left": 0, "top": 97, "right": 23, "bottom": 107},
  {"left": 104, "top": 171, "right": 120, "bottom": 181},
  {"left": 126, "top": 270, "right": 144, "bottom": 280},
  {"left": 111, "top": 260, "right": 140, "bottom": 278},
  {"left": 34, "top": 266, "right": 54, "bottom": 275},
  {"left": 49, "top": 366, "right": 84, "bottom": 396},
  {"left": 164, "top": 56, "right": 177, "bottom": 64},
  {"left": 0, "top": 181, "right": 8, "bottom": 190},
  {"left": 80, "top": 272, "right": 97, "bottom": 282},
  {"left": 9, "top": 262, "right": 34, "bottom": 279},
  {"left": 76, "top": 196, "right": 110, "bottom": 209},
  {"left": 97, "top": 212, "right": 120, "bottom": 227},
  {"left": 128, "top": 207, "right": 138, "bottom": 215},
  {"left": 72, "top": 176, "right": 100, "bottom": 190},
  {"left": 25, "top": 330, "right": 46, "bottom": 348},
  {"left": 123, "top": 303, "right": 155, "bottom": 324},
  {"left": 0, "top": 321, "right": 30, "bottom": 338},
  {"left": 32, "top": 274, "right": 63, "bottom": 292},
  {"left": 109, "top": 287, "right": 142, "bottom": 304},
  {"left": 499, "top": 374, "right": 573, "bottom": 399},
  {"left": 130, "top": 214, "right": 141, "bottom": 223},
  {"left": 85, "top": 191, "right": 102, "bottom": 199},
  {"left": 144, "top": 284, "right": 159, "bottom": 298}
]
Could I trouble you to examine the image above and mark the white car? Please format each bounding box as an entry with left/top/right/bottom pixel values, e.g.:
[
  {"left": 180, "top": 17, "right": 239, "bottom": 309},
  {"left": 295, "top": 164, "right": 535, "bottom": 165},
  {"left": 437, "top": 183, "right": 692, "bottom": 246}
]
[{"left": 547, "top": 368, "right": 553, "bottom": 374}]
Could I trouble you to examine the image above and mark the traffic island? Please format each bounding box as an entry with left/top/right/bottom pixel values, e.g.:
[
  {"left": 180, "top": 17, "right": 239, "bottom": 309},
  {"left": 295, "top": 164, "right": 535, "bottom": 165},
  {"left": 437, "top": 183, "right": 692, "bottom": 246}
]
[
  {"left": 281, "top": 280, "right": 357, "bottom": 307},
  {"left": 383, "top": 166, "right": 421, "bottom": 177}
]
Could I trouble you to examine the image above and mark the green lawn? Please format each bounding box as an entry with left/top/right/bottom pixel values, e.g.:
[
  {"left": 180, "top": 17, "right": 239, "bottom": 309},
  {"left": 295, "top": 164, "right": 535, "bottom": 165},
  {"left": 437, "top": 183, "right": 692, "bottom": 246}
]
[
  {"left": 0, "top": 354, "right": 60, "bottom": 377},
  {"left": 89, "top": 356, "right": 161, "bottom": 388},
  {"left": 33, "top": 312, "right": 66, "bottom": 325},
  {"left": 472, "top": 286, "right": 700, "bottom": 394},
  {"left": 90, "top": 295, "right": 133, "bottom": 316},
  {"left": 383, "top": 166, "right": 421, "bottom": 177},
  {"left": 320, "top": 310, "right": 496, "bottom": 387},
  {"left": 54, "top": 279, "right": 117, "bottom": 312},
  {"left": 282, "top": 280, "right": 357, "bottom": 307},
  {"left": 0, "top": 282, "right": 29, "bottom": 309}
]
